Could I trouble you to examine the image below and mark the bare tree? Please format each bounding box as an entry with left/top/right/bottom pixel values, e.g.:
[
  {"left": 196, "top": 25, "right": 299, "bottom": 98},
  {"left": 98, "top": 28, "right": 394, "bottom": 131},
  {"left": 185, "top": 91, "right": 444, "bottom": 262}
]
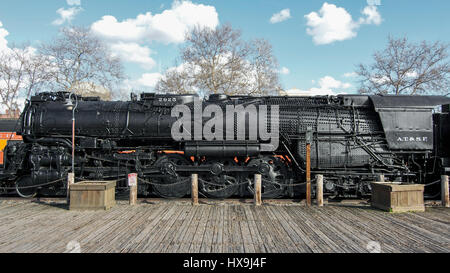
[
  {"left": 247, "top": 39, "right": 281, "bottom": 96},
  {"left": 0, "top": 45, "right": 49, "bottom": 117},
  {"left": 357, "top": 36, "right": 450, "bottom": 95},
  {"left": 155, "top": 24, "right": 281, "bottom": 97},
  {"left": 40, "top": 26, "right": 124, "bottom": 99},
  {"left": 155, "top": 65, "right": 196, "bottom": 95}
]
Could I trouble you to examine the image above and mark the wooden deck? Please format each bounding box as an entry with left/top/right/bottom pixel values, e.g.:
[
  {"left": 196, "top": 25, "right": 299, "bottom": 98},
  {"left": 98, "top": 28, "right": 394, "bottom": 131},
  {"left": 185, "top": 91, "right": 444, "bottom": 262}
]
[{"left": 0, "top": 198, "right": 448, "bottom": 253}]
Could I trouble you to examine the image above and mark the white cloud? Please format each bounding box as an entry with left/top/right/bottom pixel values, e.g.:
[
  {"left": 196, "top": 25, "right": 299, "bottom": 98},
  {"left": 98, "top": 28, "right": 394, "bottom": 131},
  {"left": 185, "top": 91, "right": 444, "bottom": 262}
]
[
  {"left": 305, "top": 2, "right": 382, "bottom": 45},
  {"left": 371, "top": 75, "right": 389, "bottom": 85},
  {"left": 91, "top": 15, "right": 146, "bottom": 41},
  {"left": 91, "top": 0, "right": 219, "bottom": 44},
  {"left": 343, "top": 72, "right": 357, "bottom": 78},
  {"left": 109, "top": 42, "right": 156, "bottom": 69},
  {"left": 284, "top": 76, "right": 351, "bottom": 96},
  {"left": 370, "top": 71, "right": 416, "bottom": 86},
  {"left": 118, "top": 73, "right": 164, "bottom": 97},
  {"left": 0, "top": 22, "right": 51, "bottom": 113},
  {"left": 67, "top": 0, "right": 81, "bottom": 6},
  {"left": 52, "top": 7, "right": 82, "bottom": 25},
  {"left": 137, "top": 73, "right": 164, "bottom": 88},
  {"left": 405, "top": 71, "right": 418, "bottom": 78},
  {"left": 270, "top": 9, "right": 291, "bottom": 24},
  {"left": 279, "top": 67, "right": 290, "bottom": 75},
  {"left": 305, "top": 3, "right": 357, "bottom": 45},
  {"left": 319, "top": 76, "right": 352, "bottom": 90},
  {"left": 359, "top": 5, "right": 382, "bottom": 25},
  {"left": 0, "top": 21, "right": 9, "bottom": 53}
]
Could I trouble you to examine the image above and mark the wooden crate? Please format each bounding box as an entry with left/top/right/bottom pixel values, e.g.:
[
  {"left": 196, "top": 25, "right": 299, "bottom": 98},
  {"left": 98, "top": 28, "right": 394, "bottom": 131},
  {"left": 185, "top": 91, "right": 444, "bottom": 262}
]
[
  {"left": 69, "top": 181, "right": 116, "bottom": 211},
  {"left": 371, "top": 182, "right": 425, "bottom": 213}
]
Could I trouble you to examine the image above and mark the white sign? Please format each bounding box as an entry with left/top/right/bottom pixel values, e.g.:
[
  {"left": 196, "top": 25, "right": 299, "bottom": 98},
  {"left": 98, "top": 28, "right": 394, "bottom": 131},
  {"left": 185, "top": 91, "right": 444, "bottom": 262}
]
[{"left": 128, "top": 173, "right": 137, "bottom": 187}]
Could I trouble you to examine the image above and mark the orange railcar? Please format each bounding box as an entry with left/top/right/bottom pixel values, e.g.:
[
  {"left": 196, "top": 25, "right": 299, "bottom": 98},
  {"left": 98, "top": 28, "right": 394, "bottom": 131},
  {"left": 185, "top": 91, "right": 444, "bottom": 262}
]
[{"left": 0, "top": 119, "right": 22, "bottom": 165}]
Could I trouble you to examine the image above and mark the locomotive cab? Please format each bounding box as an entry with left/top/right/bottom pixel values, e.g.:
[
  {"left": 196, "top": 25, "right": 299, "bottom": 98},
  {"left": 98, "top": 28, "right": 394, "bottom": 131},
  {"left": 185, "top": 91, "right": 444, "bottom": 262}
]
[{"left": 433, "top": 104, "right": 450, "bottom": 172}]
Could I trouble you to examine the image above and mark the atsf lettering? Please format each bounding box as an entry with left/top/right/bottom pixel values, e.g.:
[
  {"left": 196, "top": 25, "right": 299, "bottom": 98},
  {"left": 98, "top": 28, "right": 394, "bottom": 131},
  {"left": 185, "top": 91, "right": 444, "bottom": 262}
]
[{"left": 396, "top": 136, "right": 428, "bottom": 142}]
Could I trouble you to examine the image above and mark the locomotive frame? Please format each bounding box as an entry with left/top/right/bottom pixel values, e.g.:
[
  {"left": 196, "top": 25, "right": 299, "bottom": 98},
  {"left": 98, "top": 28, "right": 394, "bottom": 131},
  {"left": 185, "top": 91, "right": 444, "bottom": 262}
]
[{"left": 1, "top": 91, "right": 450, "bottom": 199}]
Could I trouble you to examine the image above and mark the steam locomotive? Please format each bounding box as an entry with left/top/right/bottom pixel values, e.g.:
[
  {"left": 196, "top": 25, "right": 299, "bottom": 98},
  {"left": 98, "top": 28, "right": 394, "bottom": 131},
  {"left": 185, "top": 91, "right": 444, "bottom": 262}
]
[{"left": 1, "top": 91, "right": 450, "bottom": 199}]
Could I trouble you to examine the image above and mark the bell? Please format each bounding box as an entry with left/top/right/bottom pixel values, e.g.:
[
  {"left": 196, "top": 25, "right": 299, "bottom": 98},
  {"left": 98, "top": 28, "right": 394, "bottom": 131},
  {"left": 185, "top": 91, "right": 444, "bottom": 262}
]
[{"left": 65, "top": 93, "right": 75, "bottom": 110}]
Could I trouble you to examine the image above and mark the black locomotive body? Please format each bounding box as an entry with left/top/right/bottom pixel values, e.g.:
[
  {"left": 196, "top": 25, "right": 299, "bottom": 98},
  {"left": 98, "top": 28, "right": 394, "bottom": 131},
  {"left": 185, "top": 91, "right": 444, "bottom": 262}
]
[{"left": 2, "top": 91, "right": 450, "bottom": 199}]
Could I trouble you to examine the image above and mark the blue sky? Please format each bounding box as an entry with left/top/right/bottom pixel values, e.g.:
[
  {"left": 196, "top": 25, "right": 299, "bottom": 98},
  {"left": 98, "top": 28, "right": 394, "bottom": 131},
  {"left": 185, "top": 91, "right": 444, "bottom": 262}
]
[{"left": 0, "top": 0, "right": 449, "bottom": 95}]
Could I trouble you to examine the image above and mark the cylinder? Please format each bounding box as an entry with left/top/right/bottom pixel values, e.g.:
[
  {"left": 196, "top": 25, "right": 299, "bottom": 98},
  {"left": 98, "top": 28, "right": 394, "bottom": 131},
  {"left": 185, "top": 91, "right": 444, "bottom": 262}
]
[{"left": 184, "top": 142, "right": 260, "bottom": 157}]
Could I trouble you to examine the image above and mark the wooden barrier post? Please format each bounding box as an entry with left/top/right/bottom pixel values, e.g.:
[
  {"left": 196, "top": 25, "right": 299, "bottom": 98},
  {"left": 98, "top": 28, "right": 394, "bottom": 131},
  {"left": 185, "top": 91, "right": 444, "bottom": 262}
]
[
  {"left": 191, "top": 174, "right": 199, "bottom": 205},
  {"left": 67, "top": 172, "right": 74, "bottom": 204},
  {"left": 305, "top": 128, "right": 312, "bottom": 206},
  {"left": 254, "top": 174, "right": 262, "bottom": 206},
  {"left": 128, "top": 173, "right": 138, "bottom": 205},
  {"left": 442, "top": 175, "right": 449, "bottom": 208},
  {"left": 316, "top": 174, "right": 323, "bottom": 207}
]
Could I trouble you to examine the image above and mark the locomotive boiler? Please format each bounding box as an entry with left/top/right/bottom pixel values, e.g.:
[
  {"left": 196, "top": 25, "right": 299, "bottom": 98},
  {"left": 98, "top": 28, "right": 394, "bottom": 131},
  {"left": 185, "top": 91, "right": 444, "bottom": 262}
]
[{"left": 1, "top": 91, "right": 450, "bottom": 199}]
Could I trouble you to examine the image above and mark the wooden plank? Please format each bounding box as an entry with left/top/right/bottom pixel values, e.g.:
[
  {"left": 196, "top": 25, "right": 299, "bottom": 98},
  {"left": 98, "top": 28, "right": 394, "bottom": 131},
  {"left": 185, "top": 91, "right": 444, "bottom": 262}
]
[
  {"left": 231, "top": 206, "right": 245, "bottom": 253},
  {"left": 167, "top": 205, "right": 200, "bottom": 253},
  {"left": 238, "top": 206, "right": 256, "bottom": 253},
  {"left": 211, "top": 206, "right": 224, "bottom": 253},
  {"left": 0, "top": 200, "right": 449, "bottom": 253},
  {"left": 248, "top": 206, "right": 279, "bottom": 253},
  {"left": 2, "top": 204, "right": 101, "bottom": 252},
  {"left": 259, "top": 205, "right": 298, "bottom": 252},
  {"left": 327, "top": 206, "right": 403, "bottom": 252},
  {"left": 287, "top": 206, "right": 333, "bottom": 253},
  {"left": 308, "top": 206, "right": 372, "bottom": 252},
  {"left": 147, "top": 205, "right": 187, "bottom": 252},
  {"left": 178, "top": 204, "right": 207, "bottom": 253},
  {"left": 122, "top": 204, "right": 171, "bottom": 252},
  {"left": 189, "top": 205, "right": 212, "bottom": 253},
  {"left": 267, "top": 206, "right": 308, "bottom": 252},
  {"left": 222, "top": 204, "right": 232, "bottom": 253},
  {"left": 95, "top": 208, "right": 150, "bottom": 252},
  {"left": 200, "top": 205, "right": 217, "bottom": 253},
  {"left": 9, "top": 208, "right": 106, "bottom": 252},
  {"left": 159, "top": 205, "right": 192, "bottom": 253},
  {"left": 299, "top": 208, "right": 357, "bottom": 253},
  {"left": 242, "top": 205, "right": 265, "bottom": 252},
  {"left": 332, "top": 206, "right": 431, "bottom": 252},
  {"left": 138, "top": 205, "right": 179, "bottom": 252}
]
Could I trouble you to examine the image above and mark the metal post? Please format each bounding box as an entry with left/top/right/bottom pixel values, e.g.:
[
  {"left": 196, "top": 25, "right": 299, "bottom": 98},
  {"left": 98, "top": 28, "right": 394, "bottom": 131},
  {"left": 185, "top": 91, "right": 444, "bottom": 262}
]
[
  {"left": 72, "top": 115, "right": 75, "bottom": 172},
  {"left": 377, "top": 174, "right": 385, "bottom": 182},
  {"left": 69, "top": 92, "right": 78, "bottom": 174},
  {"left": 442, "top": 175, "right": 449, "bottom": 207},
  {"left": 306, "top": 127, "right": 312, "bottom": 206},
  {"left": 316, "top": 174, "right": 323, "bottom": 207},
  {"left": 254, "top": 174, "right": 262, "bottom": 206},
  {"left": 191, "top": 174, "right": 199, "bottom": 205}
]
